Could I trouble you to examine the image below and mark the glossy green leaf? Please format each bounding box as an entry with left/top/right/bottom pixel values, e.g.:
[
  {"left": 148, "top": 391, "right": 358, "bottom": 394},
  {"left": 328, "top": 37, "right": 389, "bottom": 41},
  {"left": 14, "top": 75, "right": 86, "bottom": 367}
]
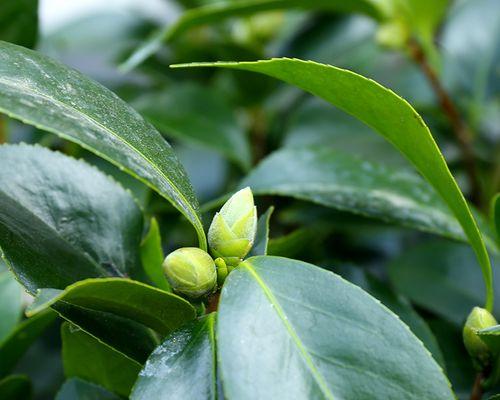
[
  {"left": 0, "top": 0, "right": 38, "bottom": 48},
  {"left": 62, "top": 322, "right": 141, "bottom": 397},
  {"left": 121, "top": 0, "right": 386, "bottom": 70},
  {"left": 56, "top": 378, "right": 120, "bottom": 400},
  {"left": 0, "top": 375, "right": 32, "bottom": 400},
  {"left": 140, "top": 218, "right": 171, "bottom": 292},
  {"left": 0, "top": 270, "right": 23, "bottom": 342},
  {"left": 493, "top": 193, "right": 500, "bottom": 242},
  {"left": 131, "top": 314, "right": 216, "bottom": 400},
  {"left": 388, "top": 240, "right": 500, "bottom": 326},
  {"left": 0, "top": 309, "right": 57, "bottom": 377},
  {"left": 0, "top": 42, "right": 205, "bottom": 249},
  {"left": 248, "top": 207, "right": 274, "bottom": 257},
  {"left": 0, "top": 144, "right": 143, "bottom": 294},
  {"left": 177, "top": 57, "right": 494, "bottom": 310},
  {"left": 218, "top": 256, "right": 454, "bottom": 399},
  {"left": 238, "top": 147, "right": 493, "bottom": 247},
  {"left": 27, "top": 278, "right": 196, "bottom": 337},
  {"left": 133, "top": 83, "right": 251, "bottom": 170},
  {"left": 478, "top": 324, "right": 500, "bottom": 353}
]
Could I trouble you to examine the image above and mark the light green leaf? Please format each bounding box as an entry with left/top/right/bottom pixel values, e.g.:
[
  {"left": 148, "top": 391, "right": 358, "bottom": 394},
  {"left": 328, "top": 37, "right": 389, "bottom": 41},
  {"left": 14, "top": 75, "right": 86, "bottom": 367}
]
[
  {"left": 56, "top": 378, "right": 120, "bottom": 400},
  {"left": 0, "top": 144, "right": 143, "bottom": 294},
  {"left": 62, "top": 322, "right": 141, "bottom": 397},
  {"left": 27, "top": 278, "right": 196, "bottom": 336},
  {"left": 0, "top": 270, "right": 23, "bottom": 342},
  {"left": 121, "top": 0, "right": 386, "bottom": 71},
  {"left": 0, "top": 375, "right": 32, "bottom": 400},
  {"left": 0, "top": 0, "right": 38, "bottom": 48},
  {"left": 248, "top": 206, "right": 274, "bottom": 257},
  {"left": 0, "top": 309, "right": 56, "bottom": 377},
  {"left": 176, "top": 57, "right": 494, "bottom": 310},
  {"left": 133, "top": 83, "right": 251, "bottom": 170},
  {"left": 0, "top": 42, "right": 205, "bottom": 249},
  {"left": 140, "top": 218, "right": 171, "bottom": 292},
  {"left": 131, "top": 314, "right": 216, "bottom": 400},
  {"left": 388, "top": 240, "right": 500, "bottom": 326},
  {"left": 218, "top": 256, "right": 454, "bottom": 399}
]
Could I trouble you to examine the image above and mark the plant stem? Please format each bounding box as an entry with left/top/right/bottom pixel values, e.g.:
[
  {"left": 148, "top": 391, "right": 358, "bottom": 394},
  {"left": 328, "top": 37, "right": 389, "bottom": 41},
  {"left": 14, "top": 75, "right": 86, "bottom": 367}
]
[
  {"left": 206, "top": 291, "right": 220, "bottom": 313},
  {"left": 470, "top": 372, "right": 483, "bottom": 400},
  {"left": 408, "top": 39, "right": 482, "bottom": 206}
]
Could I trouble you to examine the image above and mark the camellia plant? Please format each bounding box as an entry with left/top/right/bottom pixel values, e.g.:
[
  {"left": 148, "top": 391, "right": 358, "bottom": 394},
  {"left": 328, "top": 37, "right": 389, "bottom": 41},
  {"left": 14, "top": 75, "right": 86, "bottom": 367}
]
[{"left": 0, "top": 0, "right": 499, "bottom": 399}]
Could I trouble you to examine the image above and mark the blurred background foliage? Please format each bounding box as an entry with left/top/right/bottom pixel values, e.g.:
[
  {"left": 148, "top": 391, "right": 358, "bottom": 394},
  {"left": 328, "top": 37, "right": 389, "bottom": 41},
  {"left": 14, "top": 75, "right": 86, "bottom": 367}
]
[{"left": 0, "top": 0, "right": 499, "bottom": 398}]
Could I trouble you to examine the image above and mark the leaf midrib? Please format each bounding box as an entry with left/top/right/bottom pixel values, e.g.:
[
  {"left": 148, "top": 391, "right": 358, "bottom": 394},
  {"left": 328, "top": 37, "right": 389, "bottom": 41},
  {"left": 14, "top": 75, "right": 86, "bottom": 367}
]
[
  {"left": 242, "top": 261, "right": 335, "bottom": 400},
  {"left": 0, "top": 75, "right": 204, "bottom": 247}
]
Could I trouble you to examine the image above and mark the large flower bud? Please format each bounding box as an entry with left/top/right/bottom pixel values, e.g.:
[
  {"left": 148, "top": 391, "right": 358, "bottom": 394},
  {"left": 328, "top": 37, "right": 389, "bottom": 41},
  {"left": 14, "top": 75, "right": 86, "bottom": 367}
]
[
  {"left": 463, "top": 307, "right": 498, "bottom": 370},
  {"left": 162, "top": 247, "right": 217, "bottom": 299},
  {"left": 208, "top": 187, "right": 257, "bottom": 266}
]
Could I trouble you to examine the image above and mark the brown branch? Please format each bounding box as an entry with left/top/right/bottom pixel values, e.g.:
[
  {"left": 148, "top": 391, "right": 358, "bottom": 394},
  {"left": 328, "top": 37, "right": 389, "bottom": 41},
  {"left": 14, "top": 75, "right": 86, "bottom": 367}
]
[
  {"left": 470, "top": 372, "right": 484, "bottom": 400},
  {"left": 206, "top": 291, "right": 220, "bottom": 313},
  {"left": 408, "top": 39, "right": 482, "bottom": 205}
]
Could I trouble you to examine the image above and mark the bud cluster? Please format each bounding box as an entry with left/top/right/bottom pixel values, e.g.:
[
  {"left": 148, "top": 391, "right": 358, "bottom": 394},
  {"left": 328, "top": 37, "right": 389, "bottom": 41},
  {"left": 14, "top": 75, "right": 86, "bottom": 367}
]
[{"left": 162, "top": 188, "right": 257, "bottom": 299}]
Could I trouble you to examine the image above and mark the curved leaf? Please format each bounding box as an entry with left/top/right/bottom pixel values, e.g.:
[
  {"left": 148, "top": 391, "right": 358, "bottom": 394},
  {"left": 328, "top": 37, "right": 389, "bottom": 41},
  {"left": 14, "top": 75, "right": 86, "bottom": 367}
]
[
  {"left": 0, "top": 375, "right": 32, "bottom": 400},
  {"left": 249, "top": 206, "right": 274, "bottom": 257},
  {"left": 56, "top": 378, "right": 120, "bottom": 400},
  {"left": 140, "top": 218, "right": 171, "bottom": 292},
  {"left": 0, "top": 271, "right": 23, "bottom": 342},
  {"left": 493, "top": 193, "right": 500, "bottom": 242},
  {"left": 0, "top": 309, "right": 57, "bottom": 377},
  {"left": 62, "top": 322, "right": 141, "bottom": 397},
  {"left": 176, "top": 57, "right": 494, "bottom": 310},
  {"left": 218, "top": 256, "right": 454, "bottom": 399},
  {"left": 121, "top": 0, "right": 386, "bottom": 71},
  {"left": 133, "top": 83, "right": 251, "bottom": 170},
  {"left": 0, "top": 42, "right": 205, "bottom": 249},
  {"left": 27, "top": 278, "right": 196, "bottom": 336},
  {"left": 131, "top": 314, "right": 216, "bottom": 400},
  {"left": 0, "top": 144, "right": 143, "bottom": 293}
]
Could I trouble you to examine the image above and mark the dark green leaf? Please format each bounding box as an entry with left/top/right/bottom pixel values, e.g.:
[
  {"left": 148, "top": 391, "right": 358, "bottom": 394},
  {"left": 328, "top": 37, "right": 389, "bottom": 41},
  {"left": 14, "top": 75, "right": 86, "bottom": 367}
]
[
  {"left": 0, "top": 42, "right": 205, "bottom": 249},
  {"left": 493, "top": 193, "right": 500, "bottom": 242},
  {"left": 0, "top": 0, "right": 38, "bottom": 48},
  {"left": 0, "top": 375, "right": 32, "bottom": 400},
  {"left": 133, "top": 83, "right": 251, "bottom": 170},
  {"left": 56, "top": 378, "right": 120, "bottom": 400},
  {"left": 131, "top": 314, "right": 216, "bottom": 400},
  {"left": 0, "top": 144, "right": 143, "bottom": 293},
  {"left": 248, "top": 207, "right": 274, "bottom": 257},
  {"left": 140, "top": 218, "right": 171, "bottom": 292},
  {"left": 177, "top": 58, "right": 493, "bottom": 310},
  {"left": 388, "top": 241, "right": 500, "bottom": 325},
  {"left": 0, "top": 309, "right": 56, "bottom": 377},
  {"left": 121, "top": 0, "right": 386, "bottom": 70},
  {"left": 27, "top": 278, "right": 196, "bottom": 336},
  {"left": 0, "top": 270, "right": 23, "bottom": 342},
  {"left": 218, "top": 256, "right": 454, "bottom": 399},
  {"left": 61, "top": 322, "right": 141, "bottom": 397}
]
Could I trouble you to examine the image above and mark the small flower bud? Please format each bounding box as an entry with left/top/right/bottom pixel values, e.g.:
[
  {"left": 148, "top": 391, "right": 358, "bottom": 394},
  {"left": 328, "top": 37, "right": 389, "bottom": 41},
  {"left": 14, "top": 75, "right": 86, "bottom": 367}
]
[
  {"left": 463, "top": 307, "right": 498, "bottom": 370},
  {"left": 208, "top": 187, "right": 257, "bottom": 266},
  {"left": 162, "top": 247, "right": 217, "bottom": 299},
  {"left": 215, "top": 257, "right": 228, "bottom": 286}
]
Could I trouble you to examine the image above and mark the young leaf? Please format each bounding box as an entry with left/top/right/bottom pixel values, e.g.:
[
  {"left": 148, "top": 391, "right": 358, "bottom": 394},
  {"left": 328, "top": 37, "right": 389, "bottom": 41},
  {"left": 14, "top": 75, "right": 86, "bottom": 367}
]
[
  {"left": 61, "top": 322, "right": 141, "bottom": 397},
  {"left": 0, "top": 309, "right": 57, "bottom": 377},
  {"left": 218, "top": 256, "right": 454, "bottom": 399},
  {"left": 0, "top": 271, "right": 23, "bottom": 342},
  {"left": 27, "top": 278, "right": 196, "bottom": 337},
  {"left": 0, "top": 0, "right": 38, "bottom": 48},
  {"left": 0, "top": 375, "right": 32, "bottom": 399},
  {"left": 0, "top": 42, "right": 206, "bottom": 249},
  {"left": 131, "top": 314, "right": 216, "bottom": 400},
  {"left": 176, "top": 58, "right": 494, "bottom": 310},
  {"left": 56, "top": 378, "right": 120, "bottom": 400},
  {"left": 493, "top": 193, "right": 500, "bottom": 242},
  {"left": 121, "top": 0, "right": 386, "bottom": 71},
  {"left": 133, "top": 83, "right": 251, "bottom": 170},
  {"left": 248, "top": 206, "right": 274, "bottom": 257},
  {"left": 140, "top": 218, "right": 171, "bottom": 292},
  {"left": 0, "top": 144, "right": 143, "bottom": 294}
]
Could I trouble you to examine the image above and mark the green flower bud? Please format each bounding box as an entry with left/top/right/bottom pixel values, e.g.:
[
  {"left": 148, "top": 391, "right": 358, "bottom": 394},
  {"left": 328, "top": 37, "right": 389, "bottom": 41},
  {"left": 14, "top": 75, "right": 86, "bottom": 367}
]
[
  {"left": 463, "top": 307, "right": 498, "bottom": 370},
  {"left": 162, "top": 247, "right": 217, "bottom": 299},
  {"left": 208, "top": 187, "right": 257, "bottom": 266},
  {"left": 215, "top": 257, "right": 228, "bottom": 286}
]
